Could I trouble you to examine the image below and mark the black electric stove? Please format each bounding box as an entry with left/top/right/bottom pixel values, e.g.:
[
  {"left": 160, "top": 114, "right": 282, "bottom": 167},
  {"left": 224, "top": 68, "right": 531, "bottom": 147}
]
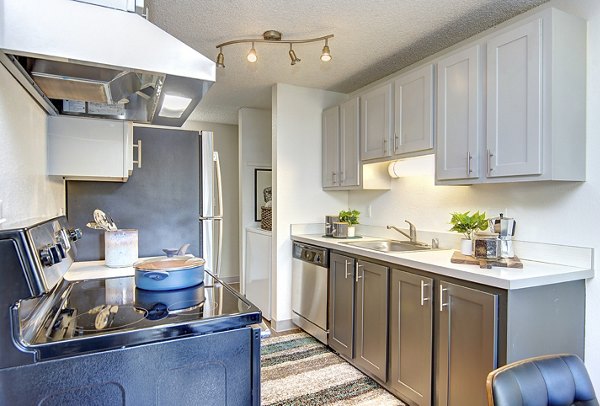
[
  {"left": 0, "top": 216, "right": 262, "bottom": 406},
  {"left": 25, "top": 272, "right": 260, "bottom": 360}
]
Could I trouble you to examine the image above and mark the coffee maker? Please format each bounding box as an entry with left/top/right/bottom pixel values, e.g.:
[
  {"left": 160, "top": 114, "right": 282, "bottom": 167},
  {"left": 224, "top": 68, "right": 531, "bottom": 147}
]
[{"left": 489, "top": 213, "right": 516, "bottom": 258}]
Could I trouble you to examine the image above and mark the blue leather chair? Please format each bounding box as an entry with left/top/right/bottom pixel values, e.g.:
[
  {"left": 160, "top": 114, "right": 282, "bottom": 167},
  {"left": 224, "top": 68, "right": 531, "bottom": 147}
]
[{"left": 486, "top": 354, "right": 598, "bottom": 406}]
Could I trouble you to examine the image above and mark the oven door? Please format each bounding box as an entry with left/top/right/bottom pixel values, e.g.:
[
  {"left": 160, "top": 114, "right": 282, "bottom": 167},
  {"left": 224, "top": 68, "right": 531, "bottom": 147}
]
[{"left": 0, "top": 326, "right": 261, "bottom": 406}]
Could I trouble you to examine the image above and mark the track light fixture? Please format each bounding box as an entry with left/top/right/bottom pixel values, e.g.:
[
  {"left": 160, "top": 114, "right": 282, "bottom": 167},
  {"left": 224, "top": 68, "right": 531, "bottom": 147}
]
[
  {"left": 247, "top": 42, "right": 257, "bottom": 63},
  {"left": 215, "top": 30, "right": 333, "bottom": 68},
  {"left": 216, "top": 47, "right": 225, "bottom": 68},
  {"left": 288, "top": 44, "right": 301, "bottom": 65},
  {"left": 321, "top": 38, "right": 332, "bottom": 62}
]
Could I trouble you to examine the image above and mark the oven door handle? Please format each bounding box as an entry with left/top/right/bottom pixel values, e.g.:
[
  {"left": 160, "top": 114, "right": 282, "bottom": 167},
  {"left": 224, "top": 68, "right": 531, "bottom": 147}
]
[{"left": 143, "top": 271, "right": 170, "bottom": 281}]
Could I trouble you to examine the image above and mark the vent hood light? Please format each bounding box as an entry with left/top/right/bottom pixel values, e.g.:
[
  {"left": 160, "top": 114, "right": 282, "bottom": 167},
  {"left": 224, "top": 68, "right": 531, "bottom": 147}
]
[{"left": 158, "top": 94, "right": 193, "bottom": 118}]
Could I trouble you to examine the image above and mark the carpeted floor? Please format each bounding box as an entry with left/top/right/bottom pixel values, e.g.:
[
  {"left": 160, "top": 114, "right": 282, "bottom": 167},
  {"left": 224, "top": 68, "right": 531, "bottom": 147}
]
[{"left": 261, "top": 331, "right": 404, "bottom": 406}]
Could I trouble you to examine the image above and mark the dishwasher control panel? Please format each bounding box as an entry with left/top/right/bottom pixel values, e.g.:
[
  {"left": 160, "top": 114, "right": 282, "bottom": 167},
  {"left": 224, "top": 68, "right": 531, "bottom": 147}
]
[{"left": 292, "top": 242, "right": 328, "bottom": 268}]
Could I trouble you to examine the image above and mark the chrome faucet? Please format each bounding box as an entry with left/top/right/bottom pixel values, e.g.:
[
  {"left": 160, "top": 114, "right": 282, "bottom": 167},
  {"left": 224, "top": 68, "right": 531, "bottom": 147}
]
[{"left": 387, "top": 220, "right": 417, "bottom": 243}]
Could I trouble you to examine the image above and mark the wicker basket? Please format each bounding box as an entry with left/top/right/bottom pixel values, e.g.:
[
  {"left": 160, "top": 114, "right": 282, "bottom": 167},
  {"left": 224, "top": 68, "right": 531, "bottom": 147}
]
[{"left": 261, "top": 206, "right": 272, "bottom": 231}]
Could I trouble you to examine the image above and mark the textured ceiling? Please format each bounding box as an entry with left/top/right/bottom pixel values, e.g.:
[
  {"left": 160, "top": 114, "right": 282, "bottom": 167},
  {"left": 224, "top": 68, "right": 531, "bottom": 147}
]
[{"left": 147, "top": 0, "right": 548, "bottom": 124}]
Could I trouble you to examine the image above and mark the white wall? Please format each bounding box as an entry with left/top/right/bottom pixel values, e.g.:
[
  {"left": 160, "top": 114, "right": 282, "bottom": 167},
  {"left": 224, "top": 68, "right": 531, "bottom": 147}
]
[
  {"left": 348, "top": 0, "right": 600, "bottom": 385},
  {"left": 0, "top": 63, "right": 64, "bottom": 222},
  {"left": 183, "top": 120, "right": 239, "bottom": 280},
  {"left": 272, "top": 84, "right": 347, "bottom": 327},
  {"left": 238, "top": 108, "right": 271, "bottom": 290}
]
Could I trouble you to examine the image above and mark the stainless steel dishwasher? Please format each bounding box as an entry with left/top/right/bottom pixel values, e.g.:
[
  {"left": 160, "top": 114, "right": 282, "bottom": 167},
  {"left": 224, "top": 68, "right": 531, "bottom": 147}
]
[{"left": 292, "top": 242, "right": 329, "bottom": 344}]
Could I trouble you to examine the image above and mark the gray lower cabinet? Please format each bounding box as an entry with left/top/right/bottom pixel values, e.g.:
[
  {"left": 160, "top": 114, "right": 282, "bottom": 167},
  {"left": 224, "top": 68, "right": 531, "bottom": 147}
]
[
  {"left": 435, "top": 280, "right": 498, "bottom": 406},
  {"left": 389, "top": 269, "right": 433, "bottom": 406},
  {"left": 354, "top": 259, "right": 389, "bottom": 382},
  {"left": 319, "top": 242, "right": 585, "bottom": 406},
  {"left": 329, "top": 253, "right": 356, "bottom": 359},
  {"left": 329, "top": 253, "right": 389, "bottom": 382}
]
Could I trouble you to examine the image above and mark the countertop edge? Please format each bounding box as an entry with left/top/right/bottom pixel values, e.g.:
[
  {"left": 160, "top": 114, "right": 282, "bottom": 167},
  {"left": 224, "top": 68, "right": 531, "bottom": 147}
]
[{"left": 291, "top": 234, "right": 594, "bottom": 290}]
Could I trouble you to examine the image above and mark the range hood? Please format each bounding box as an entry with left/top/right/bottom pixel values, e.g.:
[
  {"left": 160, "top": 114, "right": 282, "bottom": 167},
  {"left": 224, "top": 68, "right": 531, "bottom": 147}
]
[{"left": 0, "top": 0, "right": 215, "bottom": 126}]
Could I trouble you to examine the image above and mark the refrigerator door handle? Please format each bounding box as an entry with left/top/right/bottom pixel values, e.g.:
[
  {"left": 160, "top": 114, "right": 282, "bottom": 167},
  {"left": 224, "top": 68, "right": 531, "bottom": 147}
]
[
  {"left": 215, "top": 217, "right": 223, "bottom": 278},
  {"left": 214, "top": 151, "right": 224, "bottom": 218}
]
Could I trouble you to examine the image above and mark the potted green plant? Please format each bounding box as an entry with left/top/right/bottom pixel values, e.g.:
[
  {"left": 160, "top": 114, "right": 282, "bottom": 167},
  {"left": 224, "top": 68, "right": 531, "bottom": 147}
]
[
  {"left": 338, "top": 209, "right": 360, "bottom": 237},
  {"left": 449, "top": 211, "right": 488, "bottom": 255}
]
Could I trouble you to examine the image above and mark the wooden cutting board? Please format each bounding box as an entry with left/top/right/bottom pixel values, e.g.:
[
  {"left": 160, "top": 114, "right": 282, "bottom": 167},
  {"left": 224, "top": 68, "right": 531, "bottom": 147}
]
[{"left": 451, "top": 251, "right": 523, "bottom": 269}]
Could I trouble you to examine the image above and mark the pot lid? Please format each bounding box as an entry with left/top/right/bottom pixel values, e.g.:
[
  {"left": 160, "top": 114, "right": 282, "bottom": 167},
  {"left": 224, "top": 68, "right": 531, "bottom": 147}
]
[{"left": 134, "top": 256, "right": 205, "bottom": 272}]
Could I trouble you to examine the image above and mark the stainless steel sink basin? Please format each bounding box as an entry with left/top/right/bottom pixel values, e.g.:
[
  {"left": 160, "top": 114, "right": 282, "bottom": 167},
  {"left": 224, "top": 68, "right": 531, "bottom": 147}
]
[{"left": 341, "top": 240, "right": 432, "bottom": 253}]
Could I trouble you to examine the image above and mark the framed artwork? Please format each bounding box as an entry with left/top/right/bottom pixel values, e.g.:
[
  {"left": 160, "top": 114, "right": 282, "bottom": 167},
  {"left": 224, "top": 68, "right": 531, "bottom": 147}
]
[{"left": 254, "top": 168, "right": 272, "bottom": 221}]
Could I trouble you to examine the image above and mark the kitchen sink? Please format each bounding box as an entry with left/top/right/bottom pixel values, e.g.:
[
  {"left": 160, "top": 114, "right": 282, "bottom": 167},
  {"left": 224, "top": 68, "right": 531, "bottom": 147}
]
[{"left": 341, "top": 239, "right": 433, "bottom": 253}]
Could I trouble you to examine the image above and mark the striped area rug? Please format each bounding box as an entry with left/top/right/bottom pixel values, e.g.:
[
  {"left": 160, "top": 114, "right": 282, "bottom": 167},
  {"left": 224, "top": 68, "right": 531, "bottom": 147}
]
[{"left": 261, "top": 331, "right": 404, "bottom": 406}]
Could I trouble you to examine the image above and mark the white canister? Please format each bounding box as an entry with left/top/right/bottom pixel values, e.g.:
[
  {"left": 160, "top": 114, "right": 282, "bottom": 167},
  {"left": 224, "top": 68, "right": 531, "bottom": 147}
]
[{"left": 105, "top": 229, "right": 138, "bottom": 268}]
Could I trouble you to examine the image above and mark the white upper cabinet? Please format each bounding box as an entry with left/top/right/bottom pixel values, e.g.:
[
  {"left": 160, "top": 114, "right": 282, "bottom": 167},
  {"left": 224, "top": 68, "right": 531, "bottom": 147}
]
[
  {"left": 361, "top": 84, "right": 393, "bottom": 161},
  {"left": 436, "top": 45, "right": 482, "bottom": 181},
  {"left": 486, "top": 19, "right": 542, "bottom": 178},
  {"left": 48, "top": 116, "right": 135, "bottom": 181},
  {"left": 322, "top": 98, "right": 361, "bottom": 189},
  {"left": 340, "top": 97, "right": 360, "bottom": 187},
  {"left": 436, "top": 8, "right": 586, "bottom": 185},
  {"left": 322, "top": 105, "right": 340, "bottom": 188},
  {"left": 393, "top": 64, "right": 434, "bottom": 156}
]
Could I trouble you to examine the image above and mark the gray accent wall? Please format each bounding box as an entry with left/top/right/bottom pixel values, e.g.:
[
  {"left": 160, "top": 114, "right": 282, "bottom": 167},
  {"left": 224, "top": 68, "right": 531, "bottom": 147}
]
[{"left": 67, "top": 127, "right": 201, "bottom": 261}]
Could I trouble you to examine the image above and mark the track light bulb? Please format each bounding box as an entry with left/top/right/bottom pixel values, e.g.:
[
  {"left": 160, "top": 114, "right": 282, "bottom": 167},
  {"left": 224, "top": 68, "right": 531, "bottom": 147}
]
[
  {"left": 321, "top": 39, "right": 332, "bottom": 62},
  {"left": 216, "top": 47, "right": 225, "bottom": 68},
  {"left": 247, "top": 42, "right": 257, "bottom": 63},
  {"left": 288, "top": 45, "right": 301, "bottom": 65}
]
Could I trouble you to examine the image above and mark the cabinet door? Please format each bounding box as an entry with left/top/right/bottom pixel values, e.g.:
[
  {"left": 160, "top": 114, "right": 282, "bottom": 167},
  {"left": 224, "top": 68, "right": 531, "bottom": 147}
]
[
  {"left": 361, "top": 84, "right": 393, "bottom": 161},
  {"left": 390, "top": 270, "right": 433, "bottom": 406},
  {"left": 245, "top": 230, "right": 271, "bottom": 320},
  {"left": 340, "top": 97, "right": 360, "bottom": 187},
  {"left": 322, "top": 105, "right": 340, "bottom": 188},
  {"left": 354, "top": 260, "right": 388, "bottom": 382},
  {"left": 48, "top": 115, "right": 131, "bottom": 180},
  {"left": 436, "top": 45, "right": 482, "bottom": 181},
  {"left": 394, "top": 64, "right": 434, "bottom": 155},
  {"left": 487, "top": 19, "right": 542, "bottom": 177},
  {"left": 436, "top": 281, "right": 498, "bottom": 406},
  {"left": 329, "top": 253, "right": 355, "bottom": 359}
]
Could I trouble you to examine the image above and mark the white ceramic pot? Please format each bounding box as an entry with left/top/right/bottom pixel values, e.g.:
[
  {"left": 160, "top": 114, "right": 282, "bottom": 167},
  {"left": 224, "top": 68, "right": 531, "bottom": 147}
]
[
  {"left": 348, "top": 226, "right": 356, "bottom": 238},
  {"left": 460, "top": 238, "right": 473, "bottom": 256}
]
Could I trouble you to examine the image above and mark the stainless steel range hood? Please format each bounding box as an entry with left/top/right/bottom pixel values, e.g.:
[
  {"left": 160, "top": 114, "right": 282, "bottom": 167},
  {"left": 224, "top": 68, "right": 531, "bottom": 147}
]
[{"left": 0, "top": 0, "right": 215, "bottom": 126}]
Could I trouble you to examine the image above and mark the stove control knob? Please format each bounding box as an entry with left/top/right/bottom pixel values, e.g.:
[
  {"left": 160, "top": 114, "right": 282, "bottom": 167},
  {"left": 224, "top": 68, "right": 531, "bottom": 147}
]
[
  {"left": 56, "top": 243, "right": 66, "bottom": 259},
  {"left": 39, "top": 245, "right": 60, "bottom": 267},
  {"left": 68, "top": 228, "right": 83, "bottom": 242}
]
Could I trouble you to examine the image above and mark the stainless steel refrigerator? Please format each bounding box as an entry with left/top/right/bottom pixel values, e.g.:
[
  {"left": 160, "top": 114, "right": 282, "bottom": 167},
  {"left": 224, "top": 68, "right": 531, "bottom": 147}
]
[
  {"left": 199, "top": 130, "right": 224, "bottom": 283},
  {"left": 66, "top": 127, "right": 223, "bottom": 283}
]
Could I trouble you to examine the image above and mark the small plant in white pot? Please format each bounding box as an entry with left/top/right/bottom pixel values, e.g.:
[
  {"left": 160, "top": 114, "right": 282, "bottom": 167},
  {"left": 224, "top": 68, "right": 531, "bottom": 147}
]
[
  {"left": 449, "top": 211, "right": 488, "bottom": 256},
  {"left": 338, "top": 209, "right": 360, "bottom": 237}
]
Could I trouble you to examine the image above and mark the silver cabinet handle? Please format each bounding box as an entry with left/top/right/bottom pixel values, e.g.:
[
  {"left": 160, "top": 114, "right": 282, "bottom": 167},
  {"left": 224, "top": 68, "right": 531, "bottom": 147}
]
[
  {"left": 383, "top": 138, "right": 388, "bottom": 154},
  {"left": 393, "top": 132, "right": 400, "bottom": 153},
  {"left": 467, "top": 152, "right": 472, "bottom": 174},
  {"left": 420, "top": 280, "right": 430, "bottom": 306},
  {"left": 332, "top": 172, "right": 337, "bottom": 184},
  {"left": 439, "top": 284, "right": 448, "bottom": 312},
  {"left": 487, "top": 149, "right": 494, "bottom": 175},
  {"left": 344, "top": 260, "right": 351, "bottom": 279},
  {"left": 355, "top": 263, "right": 363, "bottom": 282},
  {"left": 132, "top": 139, "right": 142, "bottom": 169}
]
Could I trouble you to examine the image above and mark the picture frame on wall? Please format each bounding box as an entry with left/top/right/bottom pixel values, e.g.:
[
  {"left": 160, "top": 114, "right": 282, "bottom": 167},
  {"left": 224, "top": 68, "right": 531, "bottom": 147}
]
[{"left": 254, "top": 168, "right": 272, "bottom": 221}]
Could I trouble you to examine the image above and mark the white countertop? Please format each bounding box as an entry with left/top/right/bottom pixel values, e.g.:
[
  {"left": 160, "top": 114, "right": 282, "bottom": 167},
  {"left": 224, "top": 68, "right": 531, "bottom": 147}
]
[
  {"left": 292, "top": 234, "right": 594, "bottom": 290},
  {"left": 66, "top": 260, "right": 135, "bottom": 281}
]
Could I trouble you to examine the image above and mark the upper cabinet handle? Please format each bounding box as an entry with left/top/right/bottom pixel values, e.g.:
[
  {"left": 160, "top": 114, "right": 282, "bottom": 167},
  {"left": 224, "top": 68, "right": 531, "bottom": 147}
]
[
  {"left": 487, "top": 149, "right": 494, "bottom": 175},
  {"left": 133, "top": 139, "right": 142, "bottom": 169}
]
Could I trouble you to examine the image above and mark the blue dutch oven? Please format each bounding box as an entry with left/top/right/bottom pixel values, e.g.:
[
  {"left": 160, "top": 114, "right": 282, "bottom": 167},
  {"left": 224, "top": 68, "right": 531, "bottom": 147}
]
[{"left": 134, "top": 256, "right": 205, "bottom": 291}]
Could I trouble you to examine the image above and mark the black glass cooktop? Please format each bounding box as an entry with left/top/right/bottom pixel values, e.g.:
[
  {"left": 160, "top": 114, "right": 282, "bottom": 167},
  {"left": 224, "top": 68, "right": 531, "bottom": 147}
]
[{"left": 24, "top": 272, "right": 261, "bottom": 360}]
